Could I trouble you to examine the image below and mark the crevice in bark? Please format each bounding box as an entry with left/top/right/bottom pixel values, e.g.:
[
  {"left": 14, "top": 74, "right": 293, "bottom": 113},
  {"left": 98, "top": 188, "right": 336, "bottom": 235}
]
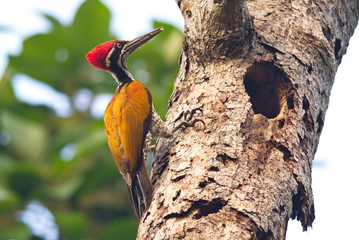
[
  {"left": 193, "top": 198, "right": 227, "bottom": 219},
  {"left": 277, "top": 119, "right": 285, "bottom": 129},
  {"left": 256, "top": 228, "right": 274, "bottom": 240},
  {"left": 334, "top": 38, "right": 342, "bottom": 60},
  {"left": 175, "top": 0, "right": 182, "bottom": 8},
  {"left": 164, "top": 207, "right": 192, "bottom": 220},
  {"left": 243, "top": 63, "right": 291, "bottom": 119},
  {"left": 173, "top": 190, "right": 181, "bottom": 201},
  {"left": 259, "top": 42, "right": 284, "bottom": 54},
  {"left": 198, "top": 181, "right": 208, "bottom": 188},
  {"left": 302, "top": 96, "right": 315, "bottom": 133},
  {"left": 292, "top": 54, "right": 306, "bottom": 67},
  {"left": 303, "top": 111, "right": 314, "bottom": 132},
  {"left": 171, "top": 174, "right": 186, "bottom": 182},
  {"left": 302, "top": 96, "right": 310, "bottom": 111},
  {"left": 198, "top": 177, "right": 216, "bottom": 188},
  {"left": 290, "top": 181, "right": 315, "bottom": 231},
  {"left": 215, "top": 153, "right": 238, "bottom": 163},
  {"left": 316, "top": 110, "right": 324, "bottom": 134},
  {"left": 208, "top": 177, "right": 215, "bottom": 183},
  {"left": 231, "top": 209, "right": 274, "bottom": 240},
  {"left": 322, "top": 25, "right": 333, "bottom": 42},
  {"left": 307, "top": 65, "right": 313, "bottom": 74},
  {"left": 164, "top": 198, "right": 227, "bottom": 220},
  {"left": 286, "top": 93, "right": 294, "bottom": 110},
  {"left": 267, "top": 140, "right": 292, "bottom": 162},
  {"left": 209, "top": 166, "right": 220, "bottom": 172},
  {"left": 291, "top": 183, "right": 305, "bottom": 221}
]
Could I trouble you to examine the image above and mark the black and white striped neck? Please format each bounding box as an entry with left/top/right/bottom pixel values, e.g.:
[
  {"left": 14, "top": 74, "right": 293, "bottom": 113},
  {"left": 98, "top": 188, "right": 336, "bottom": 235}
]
[
  {"left": 110, "top": 66, "right": 134, "bottom": 86},
  {"left": 107, "top": 46, "right": 134, "bottom": 85}
]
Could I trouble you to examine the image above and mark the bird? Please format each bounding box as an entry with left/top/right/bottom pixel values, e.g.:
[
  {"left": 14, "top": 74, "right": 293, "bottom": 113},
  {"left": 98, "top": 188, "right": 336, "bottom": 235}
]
[{"left": 85, "top": 28, "right": 203, "bottom": 220}]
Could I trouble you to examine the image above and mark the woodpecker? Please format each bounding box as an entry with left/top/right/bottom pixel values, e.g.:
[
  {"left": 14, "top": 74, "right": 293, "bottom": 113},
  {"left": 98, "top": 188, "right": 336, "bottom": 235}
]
[{"left": 86, "top": 28, "right": 203, "bottom": 219}]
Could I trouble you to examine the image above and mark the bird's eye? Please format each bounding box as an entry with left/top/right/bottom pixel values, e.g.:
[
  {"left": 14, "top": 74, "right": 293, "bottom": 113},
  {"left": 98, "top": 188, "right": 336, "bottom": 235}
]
[{"left": 116, "top": 43, "right": 122, "bottom": 48}]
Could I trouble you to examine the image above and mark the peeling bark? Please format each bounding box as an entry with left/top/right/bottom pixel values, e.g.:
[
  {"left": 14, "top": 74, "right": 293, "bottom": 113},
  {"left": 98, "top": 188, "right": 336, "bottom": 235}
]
[{"left": 137, "top": 0, "right": 359, "bottom": 239}]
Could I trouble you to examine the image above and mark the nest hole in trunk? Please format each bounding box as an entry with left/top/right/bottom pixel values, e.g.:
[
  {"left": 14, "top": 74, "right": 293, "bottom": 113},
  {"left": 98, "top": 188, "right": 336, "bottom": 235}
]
[{"left": 244, "top": 63, "right": 292, "bottom": 119}]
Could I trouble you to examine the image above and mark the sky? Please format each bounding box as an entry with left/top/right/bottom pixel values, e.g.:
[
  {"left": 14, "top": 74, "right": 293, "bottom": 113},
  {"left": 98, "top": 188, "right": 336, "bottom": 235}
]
[{"left": 0, "top": 1, "right": 358, "bottom": 239}]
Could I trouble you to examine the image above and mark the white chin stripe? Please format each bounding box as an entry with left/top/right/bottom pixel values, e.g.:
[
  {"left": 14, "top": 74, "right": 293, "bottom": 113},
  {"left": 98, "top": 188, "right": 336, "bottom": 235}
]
[{"left": 105, "top": 47, "right": 116, "bottom": 68}]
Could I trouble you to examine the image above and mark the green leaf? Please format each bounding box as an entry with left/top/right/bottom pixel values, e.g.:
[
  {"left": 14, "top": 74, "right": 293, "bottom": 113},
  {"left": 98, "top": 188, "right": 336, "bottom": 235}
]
[
  {"left": 0, "top": 222, "right": 29, "bottom": 240},
  {"left": 76, "top": 160, "right": 118, "bottom": 195},
  {"left": 8, "top": 0, "right": 116, "bottom": 96},
  {"left": 74, "top": 128, "right": 106, "bottom": 160},
  {"left": 41, "top": 13, "right": 63, "bottom": 28},
  {"left": 0, "top": 67, "right": 17, "bottom": 106},
  {"left": 0, "top": 187, "right": 20, "bottom": 211},
  {"left": 99, "top": 218, "right": 138, "bottom": 240},
  {"left": 0, "top": 153, "right": 16, "bottom": 175},
  {"left": 6, "top": 164, "right": 42, "bottom": 200},
  {"left": 71, "top": 0, "right": 114, "bottom": 48},
  {"left": 44, "top": 174, "right": 84, "bottom": 200},
  {"left": 0, "top": 110, "right": 48, "bottom": 161},
  {"left": 55, "top": 211, "right": 89, "bottom": 239}
]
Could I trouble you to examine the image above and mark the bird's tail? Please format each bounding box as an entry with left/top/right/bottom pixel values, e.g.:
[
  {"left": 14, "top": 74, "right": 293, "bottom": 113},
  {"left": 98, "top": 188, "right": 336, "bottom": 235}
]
[{"left": 128, "top": 164, "right": 153, "bottom": 220}]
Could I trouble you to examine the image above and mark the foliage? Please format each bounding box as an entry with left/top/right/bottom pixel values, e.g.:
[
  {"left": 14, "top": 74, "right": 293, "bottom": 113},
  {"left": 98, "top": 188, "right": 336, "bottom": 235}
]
[{"left": 0, "top": 0, "right": 183, "bottom": 239}]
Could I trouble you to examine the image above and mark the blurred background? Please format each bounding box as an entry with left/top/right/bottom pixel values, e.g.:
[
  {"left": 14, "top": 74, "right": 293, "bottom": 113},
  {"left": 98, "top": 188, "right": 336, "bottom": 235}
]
[{"left": 0, "top": 0, "right": 358, "bottom": 239}]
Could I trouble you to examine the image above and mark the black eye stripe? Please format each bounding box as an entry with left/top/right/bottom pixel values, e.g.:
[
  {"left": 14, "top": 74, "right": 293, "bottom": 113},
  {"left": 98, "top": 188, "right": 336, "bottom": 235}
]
[{"left": 116, "top": 42, "right": 122, "bottom": 48}]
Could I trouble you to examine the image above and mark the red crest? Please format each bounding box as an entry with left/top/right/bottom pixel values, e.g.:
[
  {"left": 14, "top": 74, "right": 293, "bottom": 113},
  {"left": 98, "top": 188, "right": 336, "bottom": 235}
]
[{"left": 86, "top": 40, "right": 116, "bottom": 71}]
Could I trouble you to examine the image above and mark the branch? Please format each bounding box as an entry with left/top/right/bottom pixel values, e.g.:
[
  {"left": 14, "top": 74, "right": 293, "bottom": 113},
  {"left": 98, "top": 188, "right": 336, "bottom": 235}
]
[{"left": 178, "top": 0, "right": 254, "bottom": 60}]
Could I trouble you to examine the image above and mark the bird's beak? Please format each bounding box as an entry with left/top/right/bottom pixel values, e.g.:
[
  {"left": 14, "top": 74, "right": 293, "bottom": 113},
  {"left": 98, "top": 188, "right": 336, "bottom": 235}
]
[{"left": 121, "top": 27, "right": 163, "bottom": 62}]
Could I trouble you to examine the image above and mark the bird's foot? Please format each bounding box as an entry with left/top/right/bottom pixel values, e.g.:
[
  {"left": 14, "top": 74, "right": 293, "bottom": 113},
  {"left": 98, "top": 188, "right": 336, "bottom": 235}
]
[{"left": 172, "top": 107, "right": 205, "bottom": 133}]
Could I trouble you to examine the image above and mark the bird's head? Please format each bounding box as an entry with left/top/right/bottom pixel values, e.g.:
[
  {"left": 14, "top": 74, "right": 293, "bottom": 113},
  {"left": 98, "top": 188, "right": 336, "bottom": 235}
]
[{"left": 86, "top": 27, "right": 163, "bottom": 73}]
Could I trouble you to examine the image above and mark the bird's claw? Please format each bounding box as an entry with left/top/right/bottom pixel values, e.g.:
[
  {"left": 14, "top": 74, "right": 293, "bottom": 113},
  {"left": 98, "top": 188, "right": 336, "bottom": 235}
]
[
  {"left": 184, "top": 108, "right": 203, "bottom": 121},
  {"left": 174, "top": 107, "right": 203, "bottom": 122},
  {"left": 172, "top": 107, "right": 205, "bottom": 133}
]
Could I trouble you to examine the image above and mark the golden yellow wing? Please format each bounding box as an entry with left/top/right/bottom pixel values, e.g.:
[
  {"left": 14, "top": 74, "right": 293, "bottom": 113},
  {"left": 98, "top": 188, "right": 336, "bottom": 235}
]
[{"left": 104, "top": 81, "right": 151, "bottom": 180}]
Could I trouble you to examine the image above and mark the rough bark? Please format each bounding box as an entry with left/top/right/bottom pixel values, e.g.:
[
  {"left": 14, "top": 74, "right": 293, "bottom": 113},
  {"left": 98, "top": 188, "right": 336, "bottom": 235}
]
[{"left": 137, "top": 0, "right": 359, "bottom": 239}]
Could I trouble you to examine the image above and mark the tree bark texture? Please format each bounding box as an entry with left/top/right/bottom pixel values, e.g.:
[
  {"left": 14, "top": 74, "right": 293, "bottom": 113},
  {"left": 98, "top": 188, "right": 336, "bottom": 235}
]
[{"left": 138, "top": 0, "right": 359, "bottom": 239}]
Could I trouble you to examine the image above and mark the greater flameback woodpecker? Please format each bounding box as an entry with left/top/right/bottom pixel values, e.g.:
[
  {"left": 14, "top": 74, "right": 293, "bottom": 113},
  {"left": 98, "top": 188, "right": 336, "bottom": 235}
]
[{"left": 86, "top": 28, "right": 204, "bottom": 220}]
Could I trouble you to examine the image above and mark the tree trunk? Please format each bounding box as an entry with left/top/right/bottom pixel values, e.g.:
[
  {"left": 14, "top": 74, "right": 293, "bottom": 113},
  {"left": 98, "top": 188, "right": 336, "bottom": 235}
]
[{"left": 137, "top": 0, "right": 359, "bottom": 239}]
